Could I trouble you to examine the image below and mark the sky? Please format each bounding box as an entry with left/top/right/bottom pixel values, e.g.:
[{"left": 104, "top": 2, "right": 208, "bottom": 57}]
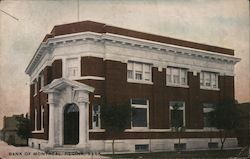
[{"left": 0, "top": 0, "right": 249, "bottom": 129}]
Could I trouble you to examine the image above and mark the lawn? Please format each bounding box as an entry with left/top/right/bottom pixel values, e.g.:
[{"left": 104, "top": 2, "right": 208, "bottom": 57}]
[{"left": 103, "top": 149, "right": 249, "bottom": 159}]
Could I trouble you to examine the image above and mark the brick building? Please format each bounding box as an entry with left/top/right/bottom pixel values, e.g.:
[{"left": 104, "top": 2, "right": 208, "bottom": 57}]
[
  {"left": 1, "top": 114, "right": 27, "bottom": 146},
  {"left": 25, "top": 21, "right": 240, "bottom": 152}
]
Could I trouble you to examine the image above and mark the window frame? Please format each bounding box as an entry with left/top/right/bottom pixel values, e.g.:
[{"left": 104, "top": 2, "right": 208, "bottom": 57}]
[
  {"left": 200, "top": 71, "right": 219, "bottom": 90},
  {"left": 92, "top": 104, "right": 101, "bottom": 129},
  {"left": 41, "top": 105, "right": 44, "bottom": 131},
  {"left": 202, "top": 103, "right": 216, "bottom": 128},
  {"left": 166, "top": 67, "right": 188, "bottom": 88},
  {"left": 127, "top": 61, "right": 152, "bottom": 84},
  {"left": 169, "top": 101, "right": 185, "bottom": 128},
  {"left": 131, "top": 98, "right": 149, "bottom": 130},
  {"left": 33, "top": 79, "right": 38, "bottom": 96}
]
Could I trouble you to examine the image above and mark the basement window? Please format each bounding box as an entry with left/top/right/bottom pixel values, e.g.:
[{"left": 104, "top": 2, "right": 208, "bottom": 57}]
[{"left": 135, "top": 144, "right": 149, "bottom": 152}]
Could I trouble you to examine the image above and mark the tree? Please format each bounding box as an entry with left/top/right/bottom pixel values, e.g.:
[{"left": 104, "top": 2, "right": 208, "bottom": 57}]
[
  {"left": 170, "top": 102, "right": 185, "bottom": 151},
  {"left": 16, "top": 114, "right": 31, "bottom": 145},
  {"left": 101, "top": 102, "right": 131, "bottom": 154},
  {"left": 210, "top": 100, "right": 240, "bottom": 150}
]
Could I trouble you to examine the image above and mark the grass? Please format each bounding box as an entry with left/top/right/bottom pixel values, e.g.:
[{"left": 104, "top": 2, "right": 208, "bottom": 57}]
[{"left": 103, "top": 149, "right": 249, "bottom": 159}]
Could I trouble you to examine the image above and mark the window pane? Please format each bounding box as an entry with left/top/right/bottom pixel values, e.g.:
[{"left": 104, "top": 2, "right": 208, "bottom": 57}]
[
  {"left": 204, "top": 72, "right": 211, "bottom": 87},
  {"left": 144, "top": 72, "right": 150, "bottom": 81},
  {"left": 132, "top": 108, "right": 147, "bottom": 127},
  {"left": 128, "top": 62, "right": 133, "bottom": 70},
  {"left": 93, "top": 105, "right": 100, "bottom": 128},
  {"left": 144, "top": 64, "right": 150, "bottom": 72},
  {"left": 200, "top": 72, "right": 204, "bottom": 86},
  {"left": 135, "top": 72, "right": 142, "bottom": 80},
  {"left": 180, "top": 69, "right": 187, "bottom": 85},
  {"left": 127, "top": 70, "right": 133, "bottom": 79},
  {"left": 171, "top": 110, "right": 183, "bottom": 127}
]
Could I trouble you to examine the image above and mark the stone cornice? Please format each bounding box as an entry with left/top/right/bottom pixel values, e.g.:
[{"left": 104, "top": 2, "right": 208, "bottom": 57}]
[{"left": 25, "top": 32, "right": 240, "bottom": 76}]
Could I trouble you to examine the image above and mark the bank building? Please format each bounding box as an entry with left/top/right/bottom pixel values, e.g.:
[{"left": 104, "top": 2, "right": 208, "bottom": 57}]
[{"left": 25, "top": 21, "right": 240, "bottom": 152}]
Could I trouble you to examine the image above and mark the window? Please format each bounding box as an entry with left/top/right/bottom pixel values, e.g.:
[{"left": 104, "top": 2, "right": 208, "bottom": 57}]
[
  {"left": 131, "top": 99, "right": 149, "bottom": 128},
  {"left": 33, "top": 80, "right": 37, "bottom": 96},
  {"left": 40, "top": 74, "right": 44, "bottom": 89},
  {"left": 66, "top": 58, "right": 79, "bottom": 78},
  {"left": 41, "top": 106, "right": 44, "bottom": 130},
  {"left": 135, "top": 144, "right": 149, "bottom": 152},
  {"left": 166, "top": 67, "right": 188, "bottom": 86},
  {"left": 92, "top": 105, "right": 101, "bottom": 129},
  {"left": 34, "top": 108, "right": 37, "bottom": 131},
  {"left": 203, "top": 103, "right": 215, "bottom": 128},
  {"left": 169, "top": 101, "right": 185, "bottom": 128},
  {"left": 200, "top": 71, "right": 218, "bottom": 89},
  {"left": 127, "top": 61, "right": 152, "bottom": 82}
]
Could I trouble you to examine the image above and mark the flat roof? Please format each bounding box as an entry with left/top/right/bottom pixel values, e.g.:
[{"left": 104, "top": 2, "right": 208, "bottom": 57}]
[{"left": 43, "top": 20, "right": 234, "bottom": 55}]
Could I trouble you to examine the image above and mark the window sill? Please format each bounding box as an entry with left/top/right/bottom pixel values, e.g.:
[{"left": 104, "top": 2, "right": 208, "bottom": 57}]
[
  {"left": 32, "top": 129, "right": 44, "bottom": 133},
  {"left": 200, "top": 86, "right": 220, "bottom": 91},
  {"left": 203, "top": 127, "right": 219, "bottom": 131},
  {"left": 127, "top": 79, "right": 153, "bottom": 85},
  {"left": 127, "top": 127, "right": 149, "bottom": 131},
  {"left": 89, "top": 129, "right": 105, "bottom": 132},
  {"left": 166, "top": 83, "right": 189, "bottom": 88}
]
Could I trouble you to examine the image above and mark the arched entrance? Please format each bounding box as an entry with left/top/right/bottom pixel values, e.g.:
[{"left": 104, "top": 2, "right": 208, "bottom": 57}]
[{"left": 64, "top": 103, "right": 79, "bottom": 145}]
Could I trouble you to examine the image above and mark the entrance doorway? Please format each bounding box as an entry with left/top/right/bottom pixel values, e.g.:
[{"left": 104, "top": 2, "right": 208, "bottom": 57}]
[{"left": 64, "top": 103, "right": 79, "bottom": 145}]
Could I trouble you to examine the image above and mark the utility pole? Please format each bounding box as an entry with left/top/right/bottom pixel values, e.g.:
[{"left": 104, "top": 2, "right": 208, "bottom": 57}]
[{"left": 77, "top": 0, "right": 79, "bottom": 21}]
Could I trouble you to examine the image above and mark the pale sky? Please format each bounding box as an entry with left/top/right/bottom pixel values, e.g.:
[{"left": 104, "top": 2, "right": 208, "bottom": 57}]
[{"left": 0, "top": 0, "right": 249, "bottom": 129}]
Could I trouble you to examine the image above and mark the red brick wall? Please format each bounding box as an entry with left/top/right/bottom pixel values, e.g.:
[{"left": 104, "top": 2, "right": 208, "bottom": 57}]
[
  {"left": 52, "top": 59, "right": 62, "bottom": 80},
  {"left": 30, "top": 56, "right": 235, "bottom": 140},
  {"left": 81, "top": 57, "right": 105, "bottom": 77}
]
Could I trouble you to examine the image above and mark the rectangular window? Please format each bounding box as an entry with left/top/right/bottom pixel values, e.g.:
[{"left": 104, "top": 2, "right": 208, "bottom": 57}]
[
  {"left": 200, "top": 71, "right": 218, "bottom": 89},
  {"left": 131, "top": 99, "right": 149, "bottom": 128},
  {"left": 169, "top": 101, "right": 185, "bottom": 128},
  {"left": 127, "top": 61, "right": 152, "bottom": 82},
  {"left": 34, "top": 80, "right": 37, "bottom": 96},
  {"left": 203, "top": 103, "right": 215, "bottom": 128},
  {"left": 166, "top": 67, "right": 188, "bottom": 87},
  {"left": 66, "top": 58, "right": 79, "bottom": 78},
  {"left": 40, "top": 74, "right": 44, "bottom": 89},
  {"left": 135, "top": 144, "right": 149, "bottom": 152},
  {"left": 34, "top": 108, "right": 37, "bottom": 131},
  {"left": 41, "top": 106, "right": 44, "bottom": 130},
  {"left": 92, "top": 105, "right": 101, "bottom": 129}
]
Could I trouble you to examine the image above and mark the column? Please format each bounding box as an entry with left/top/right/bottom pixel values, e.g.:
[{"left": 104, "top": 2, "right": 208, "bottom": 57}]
[
  {"left": 76, "top": 90, "right": 90, "bottom": 148},
  {"left": 47, "top": 91, "right": 59, "bottom": 147},
  {"left": 48, "top": 103, "right": 55, "bottom": 147},
  {"left": 78, "top": 102, "right": 87, "bottom": 146}
]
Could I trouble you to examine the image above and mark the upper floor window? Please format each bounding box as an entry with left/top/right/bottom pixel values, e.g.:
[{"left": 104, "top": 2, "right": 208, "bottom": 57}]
[
  {"left": 131, "top": 98, "right": 149, "bottom": 129},
  {"left": 33, "top": 79, "right": 38, "bottom": 96},
  {"left": 200, "top": 71, "right": 218, "bottom": 89},
  {"left": 166, "top": 67, "right": 188, "bottom": 87},
  {"left": 40, "top": 74, "right": 44, "bottom": 90},
  {"left": 127, "top": 61, "right": 152, "bottom": 82},
  {"left": 66, "top": 58, "right": 79, "bottom": 78}
]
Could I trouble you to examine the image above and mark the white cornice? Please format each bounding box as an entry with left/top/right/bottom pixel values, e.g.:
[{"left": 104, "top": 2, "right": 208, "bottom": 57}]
[{"left": 25, "top": 31, "right": 241, "bottom": 77}]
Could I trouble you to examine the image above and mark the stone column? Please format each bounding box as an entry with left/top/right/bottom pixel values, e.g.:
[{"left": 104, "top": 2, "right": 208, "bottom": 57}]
[
  {"left": 47, "top": 91, "right": 59, "bottom": 147},
  {"left": 76, "top": 90, "right": 89, "bottom": 149},
  {"left": 48, "top": 102, "right": 55, "bottom": 147}
]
